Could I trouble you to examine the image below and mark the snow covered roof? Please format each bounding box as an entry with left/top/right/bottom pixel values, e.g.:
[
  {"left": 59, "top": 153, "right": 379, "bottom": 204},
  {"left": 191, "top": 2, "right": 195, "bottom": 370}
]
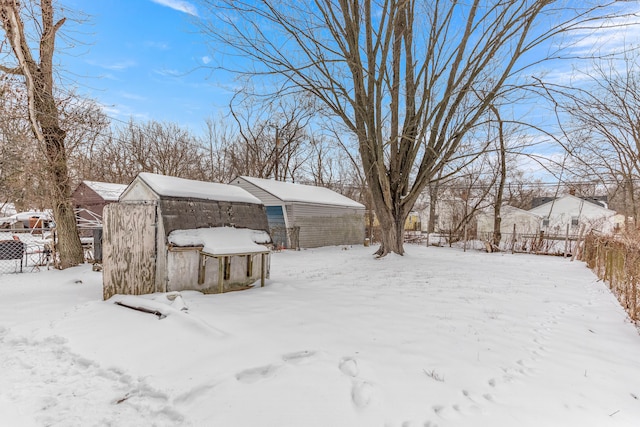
[
  {"left": 83, "top": 181, "right": 128, "bottom": 201},
  {"left": 0, "top": 211, "right": 53, "bottom": 223},
  {"left": 236, "top": 176, "right": 364, "bottom": 208},
  {"left": 168, "top": 227, "right": 271, "bottom": 255},
  {"left": 136, "top": 173, "right": 262, "bottom": 204},
  {"left": 0, "top": 203, "right": 16, "bottom": 217},
  {"left": 529, "top": 194, "right": 616, "bottom": 217},
  {"left": 501, "top": 205, "right": 543, "bottom": 217}
]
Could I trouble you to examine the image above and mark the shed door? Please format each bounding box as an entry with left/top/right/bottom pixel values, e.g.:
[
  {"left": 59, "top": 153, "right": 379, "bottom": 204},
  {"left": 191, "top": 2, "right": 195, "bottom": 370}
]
[
  {"left": 266, "top": 205, "right": 287, "bottom": 248},
  {"left": 102, "top": 203, "right": 157, "bottom": 300}
]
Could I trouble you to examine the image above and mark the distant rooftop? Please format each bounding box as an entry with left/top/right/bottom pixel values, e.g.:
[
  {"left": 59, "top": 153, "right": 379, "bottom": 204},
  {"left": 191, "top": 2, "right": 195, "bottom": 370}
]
[
  {"left": 531, "top": 195, "right": 608, "bottom": 210},
  {"left": 84, "top": 181, "right": 128, "bottom": 201},
  {"left": 237, "top": 176, "right": 364, "bottom": 208}
]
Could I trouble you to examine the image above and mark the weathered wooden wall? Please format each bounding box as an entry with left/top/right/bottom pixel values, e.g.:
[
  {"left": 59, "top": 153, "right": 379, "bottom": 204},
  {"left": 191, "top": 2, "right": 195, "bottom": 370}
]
[
  {"left": 159, "top": 199, "right": 269, "bottom": 236},
  {"left": 166, "top": 249, "right": 269, "bottom": 294},
  {"left": 103, "top": 203, "right": 157, "bottom": 300}
]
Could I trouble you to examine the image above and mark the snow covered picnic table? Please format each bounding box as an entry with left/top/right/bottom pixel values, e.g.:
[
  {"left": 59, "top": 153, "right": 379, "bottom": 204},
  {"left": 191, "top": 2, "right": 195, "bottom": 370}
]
[{"left": 1, "top": 244, "right": 640, "bottom": 426}]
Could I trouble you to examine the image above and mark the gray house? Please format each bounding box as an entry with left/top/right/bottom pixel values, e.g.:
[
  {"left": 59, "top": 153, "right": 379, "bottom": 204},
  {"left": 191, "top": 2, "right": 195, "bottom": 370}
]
[
  {"left": 102, "top": 173, "right": 271, "bottom": 300},
  {"left": 230, "top": 176, "right": 365, "bottom": 249}
]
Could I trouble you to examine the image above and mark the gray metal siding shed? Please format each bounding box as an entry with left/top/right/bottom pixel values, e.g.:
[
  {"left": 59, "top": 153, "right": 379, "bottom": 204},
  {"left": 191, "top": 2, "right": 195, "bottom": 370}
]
[
  {"left": 231, "top": 178, "right": 284, "bottom": 207},
  {"left": 290, "top": 203, "right": 365, "bottom": 248},
  {"left": 231, "top": 176, "right": 365, "bottom": 248}
]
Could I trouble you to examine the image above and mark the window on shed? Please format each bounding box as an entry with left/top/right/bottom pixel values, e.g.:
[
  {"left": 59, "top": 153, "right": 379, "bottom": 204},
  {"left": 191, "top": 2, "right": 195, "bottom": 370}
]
[
  {"left": 224, "top": 257, "right": 231, "bottom": 280},
  {"left": 266, "top": 206, "right": 287, "bottom": 248},
  {"left": 246, "top": 255, "right": 253, "bottom": 277},
  {"left": 571, "top": 216, "right": 579, "bottom": 227},
  {"left": 542, "top": 218, "right": 550, "bottom": 227}
]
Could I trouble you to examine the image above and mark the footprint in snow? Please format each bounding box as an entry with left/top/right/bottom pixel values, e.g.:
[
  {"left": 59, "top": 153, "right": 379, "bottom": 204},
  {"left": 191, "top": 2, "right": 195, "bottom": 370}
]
[
  {"left": 338, "top": 357, "right": 375, "bottom": 409},
  {"left": 351, "top": 380, "right": 374, "bottom": 408},
  {"left": 458, "top": 390, "right": 486, "bottom": 414},
  {"left": 282, "top": 350, "right": 317, "bottom": 365},
  {"left": 432, "top": 404, "right": 467, "bottom": 420},
  {"left": 339, "top": 357, "right": 359, "bottom": 377},
  {"left": 235, "top": 364, "right": 280, "bottom": 383},
  {"left": 173, "top": 383, "right": 217, "bottom": 405}
]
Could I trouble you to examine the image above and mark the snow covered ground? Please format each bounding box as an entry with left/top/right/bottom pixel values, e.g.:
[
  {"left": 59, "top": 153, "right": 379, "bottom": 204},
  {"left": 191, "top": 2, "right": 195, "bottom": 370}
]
[{"left": 1, "top": 244, "right": 640, "bottom": 426}]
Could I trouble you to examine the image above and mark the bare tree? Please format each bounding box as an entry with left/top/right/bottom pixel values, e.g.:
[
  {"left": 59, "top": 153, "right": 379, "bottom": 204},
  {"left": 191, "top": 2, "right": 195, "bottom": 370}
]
[
  {"left": 490, "top": 105, "right": 507, "bottom": 248},
  {"left": 63, "top": 94, "right": 111, "bottom": 183},
  {"left": 438, "top": 154, "right": 496, "bottom": 242},
  {"left": 1, "top": 0, "right": 83, "bottom": 267},
  {"left": 551, "top": 56, "right": 640, "bottom": 227},
  {"left": 202, "top": 115, "right": 236, "bottom": 182},
  {"left": 199, "top": 0, "right": 627, "bottom": 256},
  {"left": 227, "top": 91, "right": 316, "bottom": 181},
  {"left": 79, "top": 119, "right": 209, "bottom": 184},
  {"left": 0, "top": 76, "right": 31, "bottom": 209}
]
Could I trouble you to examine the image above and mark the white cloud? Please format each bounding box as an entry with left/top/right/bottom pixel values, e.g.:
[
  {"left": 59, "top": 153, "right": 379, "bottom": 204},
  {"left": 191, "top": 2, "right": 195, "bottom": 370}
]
[
  {"left": 99, "top": 104, "right": 123, "bottom": 118},
  {"left": 119, "top": 92, "right": 147, "bottom": 101},
  {"left": 106, "top": 61, "right": 137, "bottom": 71},
  {"left": 561, "top": 5, "right": 640, "bottom": 57},
  {"left": 151, "top": 0, "right": 198, "bottom": 16},
  {"left": 153, "top": 68, "right": 183, "bottom": 77},
  {"left": 99, "top": 102, "right": 149, "bottom": 122},
  {"left": 201, "top": 56, "right": 211, "bottom": 64},
  {"left": 144, "top": 41, "right": 170, "bottom": 50},
  {"left": 88, "top": 59, "right": 137, "bottom": 71},
  {"left": 98, "top": 73, "right": 120, "bottom": 81}
]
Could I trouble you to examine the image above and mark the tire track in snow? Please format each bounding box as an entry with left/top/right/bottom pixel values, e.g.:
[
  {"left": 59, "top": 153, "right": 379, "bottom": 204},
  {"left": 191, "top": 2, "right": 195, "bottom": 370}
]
[{"left": 0, "top": 327, "right": 184, "bottom": 426}]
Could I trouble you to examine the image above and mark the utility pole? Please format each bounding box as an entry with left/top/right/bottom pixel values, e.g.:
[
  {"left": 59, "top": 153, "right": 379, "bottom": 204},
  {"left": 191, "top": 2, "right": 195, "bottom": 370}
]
[{"left": 274, "top": 126, "right": 280, "bottom": 180}]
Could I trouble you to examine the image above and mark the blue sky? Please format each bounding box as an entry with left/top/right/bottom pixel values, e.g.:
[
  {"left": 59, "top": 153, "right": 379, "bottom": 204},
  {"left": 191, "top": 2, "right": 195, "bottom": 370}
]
[
  {"left": 59, "top": 0, "right": 226, "bottom": 133},
  {"left": 53, "top": 0, "right": 639, "bottom": 144}
]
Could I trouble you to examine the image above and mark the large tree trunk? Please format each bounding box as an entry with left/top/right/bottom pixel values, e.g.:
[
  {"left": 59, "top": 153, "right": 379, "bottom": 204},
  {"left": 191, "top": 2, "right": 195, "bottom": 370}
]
[
  {"left": 372, "top": 197, "right": 408, "bottom": 256},
  {"left": 41, "top": 122, "right": 84, "bottom": 268},
  {"left": 1, "top": 0, "right": 84, "bottom": 268},
  {"left": 428, "top": 183, "right": 439, "bottom": 234},
  {"left": 491, "top": 105, "right": 507, "bottom": 249},
  {"left": 628, "top": 180, "right": 639, "bottom": 230}
]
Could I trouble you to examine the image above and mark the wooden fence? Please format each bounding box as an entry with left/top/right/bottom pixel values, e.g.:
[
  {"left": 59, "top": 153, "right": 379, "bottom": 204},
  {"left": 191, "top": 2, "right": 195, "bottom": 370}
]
[{"left": 582, "top": 234, "right": 640, "bottom": 322}]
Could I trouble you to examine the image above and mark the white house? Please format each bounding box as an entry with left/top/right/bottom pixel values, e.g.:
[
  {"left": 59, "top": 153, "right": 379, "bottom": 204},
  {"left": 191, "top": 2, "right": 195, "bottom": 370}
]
[
  {"left": 230, "top": 176, "right": 365, "bottom": 249},
  {"left": 476, "top": 205, "right": 542, "bottom": 237},
  {"left": 528, "top": 194, "right": 622, "bottom": 235}
]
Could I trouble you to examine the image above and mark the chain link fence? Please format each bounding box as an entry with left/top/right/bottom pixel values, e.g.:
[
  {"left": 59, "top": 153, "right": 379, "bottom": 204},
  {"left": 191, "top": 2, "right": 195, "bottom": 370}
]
[{"left": 0, "top": 229, "right": 53, "bottom": 274}]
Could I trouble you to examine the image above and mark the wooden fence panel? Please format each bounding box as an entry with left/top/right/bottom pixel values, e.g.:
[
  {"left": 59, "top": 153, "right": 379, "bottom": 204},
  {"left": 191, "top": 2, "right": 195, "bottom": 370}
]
[
  {"left": 102, "top": 203, "right": 157, "bottom": 300},
  {"left": 583, "top": 234, "right": 640, "bottom": 322}
]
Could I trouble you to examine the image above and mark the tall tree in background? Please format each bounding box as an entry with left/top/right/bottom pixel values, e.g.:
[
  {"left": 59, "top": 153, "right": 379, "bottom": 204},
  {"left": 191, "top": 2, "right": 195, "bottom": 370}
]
[
  {"left": 0, "top": 0, "right": 83, "bottom": 268},
  {"left": 490, "top": 105, "right": 507, "bottom": 249},
  {"left": 228, "top": 91, "right": 316, "bottom": 182},
  {"left": 200, "top": 0, "right": 626, "bottom": 256},
  {"left": 77, "top": 119, "right": 208, "bottom": 184},
  {"left": 550, "top": 56, "right": 640, "bottom": 227},
  {"left": 0, "top": 76, "right": 31, "bottom": 209}
]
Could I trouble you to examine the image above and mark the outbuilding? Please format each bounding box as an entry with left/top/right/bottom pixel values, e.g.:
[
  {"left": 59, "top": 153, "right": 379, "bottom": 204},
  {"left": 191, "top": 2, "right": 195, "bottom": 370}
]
[
  {"left": 102, "top": 173, "right": 271, "bottom": 300},
  {"left": 230, "top": 176, "right": 365, "bottom": 249},
  {"left": 72, "top": 180, "right": 128, "bottom": 227},
  {"left": 476, "top": 205, "right": 543, "bottom": 238}
]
